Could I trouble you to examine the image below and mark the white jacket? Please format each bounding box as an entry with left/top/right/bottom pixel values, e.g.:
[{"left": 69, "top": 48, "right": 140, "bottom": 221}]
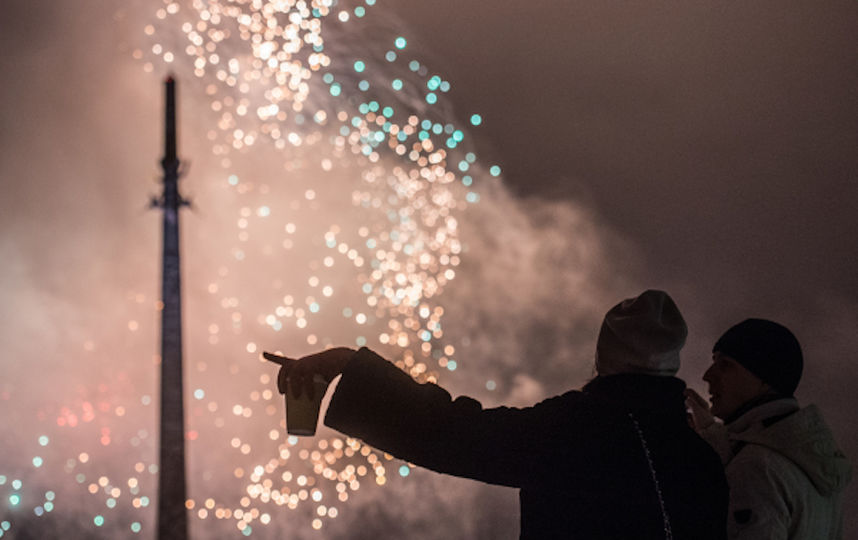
[{"left": 700, "top": 399, "right": 852, "bottom": 539}]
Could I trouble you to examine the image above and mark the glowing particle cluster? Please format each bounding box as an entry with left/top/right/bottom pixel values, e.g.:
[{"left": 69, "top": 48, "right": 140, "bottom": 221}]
[{"left": 1, "top": 0, "right": 506, "bottom": 536}]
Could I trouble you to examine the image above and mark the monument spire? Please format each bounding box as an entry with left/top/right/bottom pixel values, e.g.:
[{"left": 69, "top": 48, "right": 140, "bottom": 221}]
[{"left": 155, "top": 75, "right": 189, "bottom": 540}]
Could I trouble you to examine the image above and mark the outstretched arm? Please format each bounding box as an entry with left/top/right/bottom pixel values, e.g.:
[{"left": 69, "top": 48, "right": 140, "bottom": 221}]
[{"left": 319, "top": 347, "right": 575, "bottom": 488}]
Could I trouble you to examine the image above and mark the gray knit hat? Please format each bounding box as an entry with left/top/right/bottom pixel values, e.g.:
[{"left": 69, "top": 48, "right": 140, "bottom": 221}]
[
  {"left": 595, "top": 290, "right": 688, "bottom": 377},
  {"left": 713, "top": 318, "right": 803, "bottom": 396}
]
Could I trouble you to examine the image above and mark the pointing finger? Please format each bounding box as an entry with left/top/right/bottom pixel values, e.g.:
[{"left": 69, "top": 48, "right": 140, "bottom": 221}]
[{"left": 263, "top": 352, "right": 295, "bottom": 366}]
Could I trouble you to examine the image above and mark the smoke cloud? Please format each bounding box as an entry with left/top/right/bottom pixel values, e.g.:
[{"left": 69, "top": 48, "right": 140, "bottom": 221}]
[{"left": 2, "top": 0, "right": 856, "bottom": 538}]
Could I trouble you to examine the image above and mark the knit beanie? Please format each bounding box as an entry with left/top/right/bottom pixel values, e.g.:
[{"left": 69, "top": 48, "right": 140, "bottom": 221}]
[
  {"left": 713, "top": 318, "right": 803, "bottom": 396},
  {"left": 595, "top": 290, "right": 688, "bottom": 377}
]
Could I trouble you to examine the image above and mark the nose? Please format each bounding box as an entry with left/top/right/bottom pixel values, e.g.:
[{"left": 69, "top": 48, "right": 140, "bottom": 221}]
[{"left": 703, "top": 364, "right": 714, "bottom": 383}]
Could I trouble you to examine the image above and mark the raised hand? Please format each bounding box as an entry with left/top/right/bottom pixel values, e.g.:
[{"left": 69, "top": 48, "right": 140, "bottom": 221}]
[{"left": 684, "top": 388, "right": 716, "bottom": 431}]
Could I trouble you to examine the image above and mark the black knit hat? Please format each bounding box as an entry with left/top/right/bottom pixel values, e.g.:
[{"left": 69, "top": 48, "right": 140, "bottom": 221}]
[{"left": 713, "top": 319, "right": 803, "bottom": 396}]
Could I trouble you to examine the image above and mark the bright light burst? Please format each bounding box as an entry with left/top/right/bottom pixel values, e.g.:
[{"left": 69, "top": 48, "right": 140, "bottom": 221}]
[{"left": 1, "top": 0, "right": 502, "bottom": 536}]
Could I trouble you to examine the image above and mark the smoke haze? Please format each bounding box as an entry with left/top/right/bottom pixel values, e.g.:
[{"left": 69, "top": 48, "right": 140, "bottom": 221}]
[{"left": 2, "top": 0, "right": 857, "bottom": 538}]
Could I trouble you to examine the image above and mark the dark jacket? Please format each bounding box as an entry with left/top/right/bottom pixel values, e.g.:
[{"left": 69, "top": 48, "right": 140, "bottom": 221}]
[{"left": 326, "top": 348, "right": 728, "bottom": 539}]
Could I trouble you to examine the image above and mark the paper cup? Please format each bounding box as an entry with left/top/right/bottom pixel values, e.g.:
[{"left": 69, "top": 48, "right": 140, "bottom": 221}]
[{"left": 285, "top": 375, "right": 329, "bottom": 436}]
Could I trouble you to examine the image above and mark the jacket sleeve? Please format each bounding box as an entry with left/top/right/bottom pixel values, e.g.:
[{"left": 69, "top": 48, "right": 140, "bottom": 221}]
[
  {"left": 725, "top": 448, "right": 791, "bottom": 540},
  {"left": 324, "top": 347, "right": 579, "bottom": 488}
]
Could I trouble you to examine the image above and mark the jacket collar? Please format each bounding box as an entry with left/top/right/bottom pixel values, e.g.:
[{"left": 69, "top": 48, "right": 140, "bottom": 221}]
[{"left": 726, "top": 397, "right": 799, "bottom": 434}]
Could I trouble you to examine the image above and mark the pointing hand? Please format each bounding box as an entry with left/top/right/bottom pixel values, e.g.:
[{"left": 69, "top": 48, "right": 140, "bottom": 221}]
[{"left": 263, "top": 347, "right": 356, "bottom": 400}]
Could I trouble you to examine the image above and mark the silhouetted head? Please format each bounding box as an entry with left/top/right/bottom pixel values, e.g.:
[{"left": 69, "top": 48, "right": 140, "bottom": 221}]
[
  {"left": 595, "top": 290, "right": 687, "bottom": 377},
  {"left": 704, "top": 318, "right": 803, "bottom": 420}
]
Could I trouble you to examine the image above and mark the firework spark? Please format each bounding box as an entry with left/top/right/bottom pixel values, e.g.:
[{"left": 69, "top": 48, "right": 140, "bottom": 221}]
[{"left": 1, "top": 0, "right": 503, "bottom": 536}]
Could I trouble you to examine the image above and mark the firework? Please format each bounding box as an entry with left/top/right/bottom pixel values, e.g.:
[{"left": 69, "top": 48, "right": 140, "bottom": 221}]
[{"left": 1, "top": 0, "right": 502, "bottom": 536}]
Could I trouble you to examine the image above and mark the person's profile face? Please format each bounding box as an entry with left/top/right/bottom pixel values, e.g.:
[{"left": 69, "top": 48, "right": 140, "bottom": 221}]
[{"left": 702, "top": 352, "right": 770, "bottom": 420}]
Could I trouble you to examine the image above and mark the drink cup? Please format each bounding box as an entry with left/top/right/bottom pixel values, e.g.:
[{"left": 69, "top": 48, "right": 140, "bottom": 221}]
[{"left": 285, "top": 374, "right": 329, "bottom": 436}]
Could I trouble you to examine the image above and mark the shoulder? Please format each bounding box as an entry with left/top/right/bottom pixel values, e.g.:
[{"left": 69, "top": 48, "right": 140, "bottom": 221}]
[
  {"left": 508, "top": 389, "right": 590, "bottom": 420},
  {"left": 730, "top": 443, "right": 786, "bottom": 470},
  {"left": 487, "top": 389, "right": 602, "bottom": 438},
  {"left": 728, "top": 443, "right": 808, "bottom": 495}
]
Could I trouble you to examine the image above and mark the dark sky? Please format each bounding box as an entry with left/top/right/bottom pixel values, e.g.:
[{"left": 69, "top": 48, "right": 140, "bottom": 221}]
[
  {"left": 385, "top": 0, "right": 858, "bottom": 307},
  {"left": 1, "top": 0, "right": 856, "bottom": 537}
]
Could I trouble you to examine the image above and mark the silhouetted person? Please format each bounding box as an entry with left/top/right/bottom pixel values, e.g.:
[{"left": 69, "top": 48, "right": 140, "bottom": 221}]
[
  {"left": 686, "top": 319, "right": 852, "bottom": 539},
  {"left": 267, "top": 290, "right": 727, "bottom": 539}
]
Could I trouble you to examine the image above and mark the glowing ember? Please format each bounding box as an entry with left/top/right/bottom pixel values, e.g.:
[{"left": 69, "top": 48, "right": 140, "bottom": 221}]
[{"left": 0, "top": 0, "right": 500, "bottom": 536}]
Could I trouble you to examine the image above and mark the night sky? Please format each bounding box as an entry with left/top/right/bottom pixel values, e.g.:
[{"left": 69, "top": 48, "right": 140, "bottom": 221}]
[{"left": 1, "top": 0, "right": 856, "bottom": 538}]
